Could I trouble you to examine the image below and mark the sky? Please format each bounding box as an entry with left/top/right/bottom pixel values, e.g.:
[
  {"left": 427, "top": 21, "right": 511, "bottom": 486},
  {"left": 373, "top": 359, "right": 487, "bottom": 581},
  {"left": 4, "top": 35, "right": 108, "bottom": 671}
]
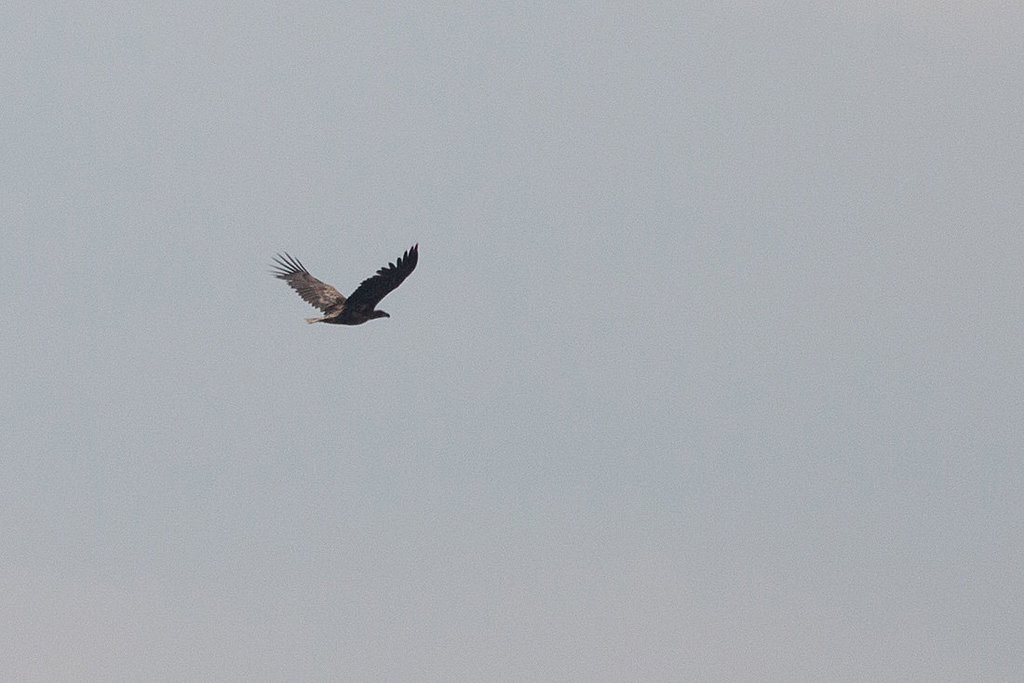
[{"left": 2, "top": 1, "right": 1023, "bottom": 680}]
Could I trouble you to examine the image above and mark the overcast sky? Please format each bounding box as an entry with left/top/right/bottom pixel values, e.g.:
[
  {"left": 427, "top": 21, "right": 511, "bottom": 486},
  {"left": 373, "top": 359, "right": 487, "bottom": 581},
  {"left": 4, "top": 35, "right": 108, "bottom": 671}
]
[{"left": 3, "top": 2, "right": 1023, "bottom": 680}]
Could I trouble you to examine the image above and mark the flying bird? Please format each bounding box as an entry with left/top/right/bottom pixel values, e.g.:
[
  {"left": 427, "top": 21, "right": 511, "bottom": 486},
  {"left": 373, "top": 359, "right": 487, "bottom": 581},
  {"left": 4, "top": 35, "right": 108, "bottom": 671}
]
[{"left": 271, "top": 244, "right": 418, "bottom": 325}]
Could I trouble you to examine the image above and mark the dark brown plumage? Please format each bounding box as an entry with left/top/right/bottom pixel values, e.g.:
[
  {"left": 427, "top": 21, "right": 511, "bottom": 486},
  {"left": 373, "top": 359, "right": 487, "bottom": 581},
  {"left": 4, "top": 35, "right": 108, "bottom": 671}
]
[{"left": 271, "top": 245, "right": 418, "bottom": 325}]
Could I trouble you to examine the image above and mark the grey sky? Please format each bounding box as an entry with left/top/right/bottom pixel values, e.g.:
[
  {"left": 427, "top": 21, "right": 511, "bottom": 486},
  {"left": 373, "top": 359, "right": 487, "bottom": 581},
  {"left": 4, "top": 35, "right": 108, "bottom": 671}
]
[{"left": 3, "top": 2, "right": 1023, "bottom": 680}]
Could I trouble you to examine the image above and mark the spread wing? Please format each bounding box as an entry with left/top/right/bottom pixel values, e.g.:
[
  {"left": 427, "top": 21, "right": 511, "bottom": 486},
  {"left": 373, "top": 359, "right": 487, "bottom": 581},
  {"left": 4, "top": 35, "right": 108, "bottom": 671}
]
[
  {"left": 271, "top": 253, "right": 346, "bottom": 312},
  {"left": 345, "top": 244, "right": 418, "bottom": 313}
]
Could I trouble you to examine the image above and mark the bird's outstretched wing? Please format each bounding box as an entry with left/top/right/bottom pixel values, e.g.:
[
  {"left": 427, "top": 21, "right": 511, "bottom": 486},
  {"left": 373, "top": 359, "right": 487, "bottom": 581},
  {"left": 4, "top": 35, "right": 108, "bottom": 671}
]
[
  {"left": 345, "top": 244, "right": 418, "bottom": 313},
  {"left": 271, "top": 253, "right": 346, "bottom": 312}
]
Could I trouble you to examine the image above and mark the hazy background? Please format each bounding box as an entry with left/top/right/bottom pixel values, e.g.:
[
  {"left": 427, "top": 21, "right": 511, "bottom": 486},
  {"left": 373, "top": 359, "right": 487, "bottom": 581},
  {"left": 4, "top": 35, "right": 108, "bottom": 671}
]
[{"left": 3, "top": 2, "right": 1022, "bottom": 679}]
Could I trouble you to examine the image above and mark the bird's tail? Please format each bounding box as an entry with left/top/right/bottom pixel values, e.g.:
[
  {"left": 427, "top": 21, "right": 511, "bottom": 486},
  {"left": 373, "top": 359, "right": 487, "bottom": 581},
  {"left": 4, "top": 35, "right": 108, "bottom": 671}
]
[{"left": 305, "top": 317, "right": 324, "bottom": 324}]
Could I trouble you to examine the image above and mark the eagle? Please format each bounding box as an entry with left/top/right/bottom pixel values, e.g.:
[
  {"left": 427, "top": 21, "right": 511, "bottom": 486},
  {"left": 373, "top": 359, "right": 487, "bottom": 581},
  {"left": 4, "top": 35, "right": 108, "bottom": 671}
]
[{"left": 271, "top": 244, "right": 418, "bottom": 325}]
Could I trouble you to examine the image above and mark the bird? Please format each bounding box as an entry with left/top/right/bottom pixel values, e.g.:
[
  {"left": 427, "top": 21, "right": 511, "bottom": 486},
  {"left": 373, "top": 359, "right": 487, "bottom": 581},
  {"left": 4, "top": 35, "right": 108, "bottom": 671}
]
[{"left": 271, "top": 244, "right": 418, "bottom": 325}]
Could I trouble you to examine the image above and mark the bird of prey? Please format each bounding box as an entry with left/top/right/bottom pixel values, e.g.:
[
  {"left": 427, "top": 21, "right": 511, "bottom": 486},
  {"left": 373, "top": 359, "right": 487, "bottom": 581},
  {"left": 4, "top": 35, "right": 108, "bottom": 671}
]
[{"left": 271, "top": 244, "right": 418, "bottom": 325}]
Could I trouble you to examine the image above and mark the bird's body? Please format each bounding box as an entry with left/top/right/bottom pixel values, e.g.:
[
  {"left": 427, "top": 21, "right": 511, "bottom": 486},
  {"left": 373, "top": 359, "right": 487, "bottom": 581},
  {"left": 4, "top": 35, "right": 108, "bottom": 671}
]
[{"left": 271, "top": 245, "right": 418, "bottom": 325}]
